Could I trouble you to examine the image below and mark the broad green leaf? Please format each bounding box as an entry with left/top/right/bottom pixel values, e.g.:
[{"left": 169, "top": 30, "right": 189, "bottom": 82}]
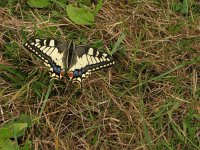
[
  {"left": 0, "top": 128, "right": 13, "bottom": 139},
  {"left": 77, "top": 0, "right": 91, "bottom": 6},
  {"left": 0, "top": 115, "right": 33, "bottom": 139},
  {"left": 1, "top": 123, "right": 28, "bottom": 138},
  {"left": 19, "top": 140, "right": 32, "bottom": 150},
  {"left": 15, "top": 114, "right": 35, "bottom": 128},
  {"left": 27, "top": 0, "right": 50, "bottom": 8},
  {"left": 50, "top": 0, "right": 67, "bottom": 9},
  {"left": 0, "top": 138, "right": 15, "bottom": 150},
  {"left": 12, "top": 123, "right": 28, "bottom": 137},
  {"left": 0, "top": 116, "right": 33, "bottom": 150},
  {"left": 66, "top": 4, "right": 94, "bottom": 25}
]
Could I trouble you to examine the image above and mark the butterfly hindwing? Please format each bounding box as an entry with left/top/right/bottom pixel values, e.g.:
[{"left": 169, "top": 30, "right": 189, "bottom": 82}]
[{"left": 23, "top": 38, "right": 67, "bottom": 78}]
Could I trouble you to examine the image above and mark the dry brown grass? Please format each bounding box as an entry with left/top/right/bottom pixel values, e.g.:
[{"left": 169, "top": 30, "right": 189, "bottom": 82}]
[{"left": 0, "top": 0, "right": 200, "bottom": 150}]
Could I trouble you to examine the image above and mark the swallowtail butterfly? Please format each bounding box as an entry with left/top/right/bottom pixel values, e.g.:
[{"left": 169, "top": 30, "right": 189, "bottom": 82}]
[{"left": 23, "top": 38, "right": 115, "bottom": 86}]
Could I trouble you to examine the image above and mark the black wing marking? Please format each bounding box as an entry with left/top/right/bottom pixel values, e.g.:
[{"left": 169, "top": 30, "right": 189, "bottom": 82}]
[
  {"left": 23, "top": 38, "right": 68, "bottom": 78},
  {"left": 69, "top": 46, "right": 115, "bottom": 83}
]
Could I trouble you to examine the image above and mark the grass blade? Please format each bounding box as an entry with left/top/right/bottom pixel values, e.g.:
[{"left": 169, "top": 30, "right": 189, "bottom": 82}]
[
  {"left": 111, "top": 32, "right": 126, "bottom": 55},
  {"left": 39, "top": 79, "right": 54, "bottom": 118}
]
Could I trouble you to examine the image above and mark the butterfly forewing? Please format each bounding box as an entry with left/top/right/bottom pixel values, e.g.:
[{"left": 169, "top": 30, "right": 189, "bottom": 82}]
[{"left": 23, "top": 38, "right": 67, "bottom": 78}]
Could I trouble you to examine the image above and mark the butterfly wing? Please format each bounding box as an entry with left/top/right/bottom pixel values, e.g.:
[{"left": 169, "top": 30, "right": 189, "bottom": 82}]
[
  {"left": 24, "top": 38, "right": 115, "bottom": 85},
  {"left": 23, "top": 38, "right": 69, "bottom": 78},
  {"left": 68, "top": 46, "right": 115, "bottom": 83}
]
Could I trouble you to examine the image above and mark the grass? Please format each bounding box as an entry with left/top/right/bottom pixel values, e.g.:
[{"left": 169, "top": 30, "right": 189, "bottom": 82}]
[{"left": 0, "top": 0, "right": 200, "bottom": 149}]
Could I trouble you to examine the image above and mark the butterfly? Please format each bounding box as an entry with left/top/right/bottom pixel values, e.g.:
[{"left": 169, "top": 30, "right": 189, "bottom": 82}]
[{"left": 23, "top": 38, "right": 115, "bottom": 86}]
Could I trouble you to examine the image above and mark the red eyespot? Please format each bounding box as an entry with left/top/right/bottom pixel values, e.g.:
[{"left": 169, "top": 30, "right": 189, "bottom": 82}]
[{"left": 67, "top": 72, "right": 74, "bottom": 78}]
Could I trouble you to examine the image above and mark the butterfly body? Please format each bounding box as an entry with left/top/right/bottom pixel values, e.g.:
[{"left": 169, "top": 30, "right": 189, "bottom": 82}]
[{"left": 23, "top": 38, "right": 115, "bottom": 84}]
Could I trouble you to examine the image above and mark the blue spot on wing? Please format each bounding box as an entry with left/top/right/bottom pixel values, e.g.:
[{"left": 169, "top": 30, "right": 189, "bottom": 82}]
[
  {"left": 53, "top": 66, "right": 61, "bottom": 74},
  {"left": 73, "top": 69, "right": 82, "bottom": 78},
  {"left": 49, "top": 61, "right": 61, "bottom": 76}
]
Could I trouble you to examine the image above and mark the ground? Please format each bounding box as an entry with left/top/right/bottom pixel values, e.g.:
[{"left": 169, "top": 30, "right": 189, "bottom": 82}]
[{"left": 0, "top": 0, "right": 199, "bottom": 150}]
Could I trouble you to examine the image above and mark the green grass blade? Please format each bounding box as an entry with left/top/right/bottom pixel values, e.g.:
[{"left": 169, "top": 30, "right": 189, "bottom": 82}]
[
  {"left": 111, "top": 32, "right": 126, "bottom": 55},
  {"left": 39, "top": 79, "right": 54, "bottom": 118},
  {"left": 0, "top": 64, "right": 24, "bottom": 79},
  {"left": 94, "top": 0, "right": 103, "bottom": 16}
]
